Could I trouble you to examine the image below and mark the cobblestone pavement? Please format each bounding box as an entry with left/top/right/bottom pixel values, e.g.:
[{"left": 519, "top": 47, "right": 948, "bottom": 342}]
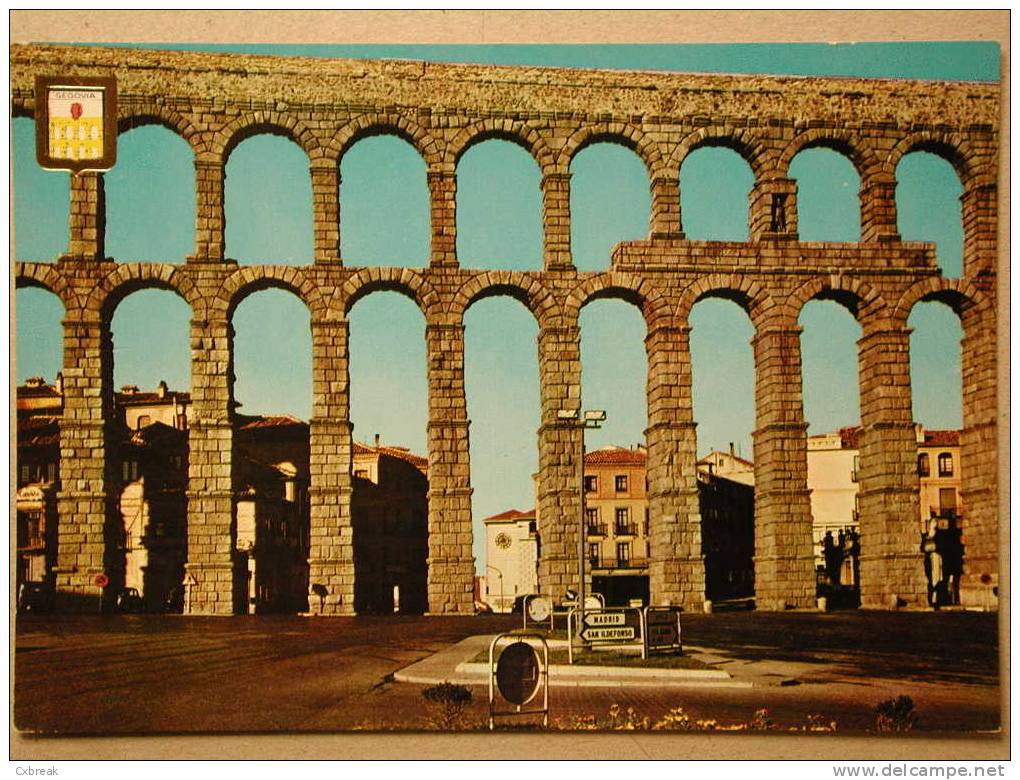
[{"left": 14, "top": 611, "right": 1001, "bottom": 738}]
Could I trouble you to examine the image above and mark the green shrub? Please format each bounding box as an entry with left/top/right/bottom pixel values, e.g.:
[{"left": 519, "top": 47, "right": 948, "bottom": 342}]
[
  {"left": 421, "top": 681, "right": 474, "bottom": 730},
  {"left": 875, "top": 695, "right": 917, "bottom": 733}
]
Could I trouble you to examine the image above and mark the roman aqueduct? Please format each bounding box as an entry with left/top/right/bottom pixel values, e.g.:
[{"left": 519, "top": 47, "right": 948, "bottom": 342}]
[{"left": 11, "top": 45, "right": 1000, "bottom": 614}]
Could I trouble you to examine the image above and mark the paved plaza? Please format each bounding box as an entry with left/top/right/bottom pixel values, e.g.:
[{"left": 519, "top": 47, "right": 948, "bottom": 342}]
[{"left": 14, "top": 611, "right": 1001, "bottom": 740}]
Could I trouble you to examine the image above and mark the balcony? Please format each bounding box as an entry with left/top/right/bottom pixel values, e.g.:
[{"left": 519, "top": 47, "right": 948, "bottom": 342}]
[
  {"left": 587, "top": 523, "right": 607, "bottom": 537},
  {"left": 614, "top": 556, "right": 648, "bottom": 570},
  {"left": 930, "top": 506, "right": 959, "bottom": 520},
  {"left": 614, "top": 524, "right": 637, "bottom": 536}
]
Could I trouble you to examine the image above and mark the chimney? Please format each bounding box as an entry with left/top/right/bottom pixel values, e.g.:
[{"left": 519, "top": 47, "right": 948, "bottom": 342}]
[
  {"left": 374, "top": 433, "right": 380, "bottom": 449},
  {"left": 55, "top": 372, "right": 63, "bottom": 395},
  {"left": 158, "top": 380, "right": 168, "bottom": 399},
  {"left": 729, "top": 442, "right": 735, "bottom": 459}
]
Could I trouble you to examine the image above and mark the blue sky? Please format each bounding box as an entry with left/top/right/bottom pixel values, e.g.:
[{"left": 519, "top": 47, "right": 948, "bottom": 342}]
[{"left": 14, "top": 42, "right": 992, "bottom": 571}]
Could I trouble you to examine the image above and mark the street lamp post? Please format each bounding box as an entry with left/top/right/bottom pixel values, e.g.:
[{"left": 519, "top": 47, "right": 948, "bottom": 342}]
[
  {"left": 486, "top": 564, "right": 504, "bottom": 613},
  {"left": 558, "top": 408, "right": 606, "bottom": 644}
]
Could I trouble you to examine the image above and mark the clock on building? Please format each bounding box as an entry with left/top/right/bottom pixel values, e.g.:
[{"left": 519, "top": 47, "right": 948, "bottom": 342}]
[{"left": 495, "top": 532, "right": 512, "bottom": 550}]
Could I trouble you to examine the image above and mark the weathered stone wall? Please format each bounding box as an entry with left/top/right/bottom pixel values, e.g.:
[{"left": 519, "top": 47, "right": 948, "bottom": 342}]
[{"left": 11, "top": 45, "right": 999, "bottom": 614}]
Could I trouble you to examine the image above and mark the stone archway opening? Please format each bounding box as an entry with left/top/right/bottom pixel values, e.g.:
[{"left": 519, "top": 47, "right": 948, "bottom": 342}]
[
  {"left": 105, "top": 124, "right": 196, "bottom": 262},
  {"left": 456, "top": 139, "right": 543, "bottom": 270},
  {"left": 229, "top": 287, "right": 313, "bottom": 614},
  {"left": 679, "top": 146, "right": 754, "bottom": 241},
  {"left": 464, "top": 294, "right": 540, "bottom": 613},
  {"left": 688, "top": 296, "right": 757, "bottom": 607},
  {"left": 897, "top": 152, "right": 964, "bottom": 279},
  {"left": 788, "top": 147, "right": 861, "bottom": 242},
  {"left": 225, "top": 133, "right": 314, "bottom": 265},
  {"left": 570, "top": 143, "right": 650, "bottom": 271},
  {"left": 798, "top": 297, "right": 863, "bottom": 608},
  {"left": 105, "top": 286, "right": 192, "bottom": 613},
  {"left": 14, "top": 285, "right": 65, "bottom": 611},
  {"left": 340, "top": 134, "right": 430, "bottom": 268},
  {"left": 13, "top": 117, "right": 69, "bottom": 262},
  {"left": 347, "top": 290, "right": 430, "bottom": 615},
  {"left": 579, "top": 296, "right": 649, "bottom": 608}
]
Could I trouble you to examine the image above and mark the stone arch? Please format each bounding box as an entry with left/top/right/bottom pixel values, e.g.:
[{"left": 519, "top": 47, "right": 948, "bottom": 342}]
[
  {"left": 892, "top": 276, "right": 991, "bottom": 326},
  {"left": 676, "top": 273, "right": 775, "bottom": 329},
  {"left": 566, "top": 271, "right": 672, "bottom": 327},
  {"left": 117, "top": 105, "right": 202, "bottom": 151},
  {"left": 331, "top": 113, "right": 441, "bottom": 168},
  {"left": 445, "top": 119, "right": 556, "bottom": 174},
  {"left": 780, "top": 275, "right": 888, "bottom": 329},
  {"left": 89, "top": 263, "right": 200, "bottom": 322},
  {"left": 671, "top": 127, "right": 773, "bottom": 180},
  {"left": 15, "top": 263, "right": 74, "bottom": 309},
  {"left": 887, "top": 131, "right": 983, "bottom": 185},
  {"left": 778, "top": 129, "right": 881, "bottom": 180},
  {"left": 214, "top": 265, "right": 326, "bottom": 322},
  {"left": 452, "top": 270, "right": 562, "bottom": 329},
  {"left": 217, "top": 113, "right": 323, "bottom": 163},
  {"left": 338, "top": 266, "right": 443, "bottom": 322},
  {"left": 561, "top": 122, "right": 665, "bottom": 179}
]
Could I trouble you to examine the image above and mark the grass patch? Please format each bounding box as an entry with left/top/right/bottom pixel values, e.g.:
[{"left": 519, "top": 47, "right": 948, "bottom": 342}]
[{"left": 471, "top": 646, "right": 711, "bottom": 670}]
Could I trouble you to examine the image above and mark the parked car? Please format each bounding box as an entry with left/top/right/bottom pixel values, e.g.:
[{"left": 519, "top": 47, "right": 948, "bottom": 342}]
[
  {"left": 163, "top": 585, "right": 185, "bottom": 614},
  {"left": 18, "top": 583, "right": 52, "bottom": 613},
  {"left": 115, "top": 587, "right": 145, "bottom": 613}
]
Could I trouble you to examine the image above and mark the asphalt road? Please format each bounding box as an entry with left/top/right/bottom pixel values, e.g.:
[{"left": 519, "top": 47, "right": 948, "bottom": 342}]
[{"left": 13, "top": 611, "right": 1001, "bottom": 737}]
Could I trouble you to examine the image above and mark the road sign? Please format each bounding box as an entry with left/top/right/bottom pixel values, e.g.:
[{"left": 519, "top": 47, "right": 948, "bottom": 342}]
[
  {"left": 527, "top": 596, "right": 551, "bottom": 623},
  {"left": 581, "top": 626, "right": 636, "bottom": 642},
  {"left": 643, "top": 607, "right": 683, "bottom": 655},
  {"left": 583, "top": 611, "right": 625, "bottom": 627},
  {"left": 647, "top": 622, "right": 679, "bottom": 645},
  {"left": 94, "top": 573, "right": 109, "bottom": 588},
  {"left": 495, "top": 641, "right": 541, "bottom": 706}
]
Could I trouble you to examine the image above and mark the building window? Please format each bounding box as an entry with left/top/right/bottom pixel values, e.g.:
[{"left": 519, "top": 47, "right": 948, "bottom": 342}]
[
  {"left": 584, "top": 475, "right": 597, "bottom": 493},
  {"left": 136, "top": 415, "right": 151, "bottom": 430},
  {"left": 588, "top": 543, "right": 600, "bottom": 567},
  {"left": 939, "top": 488, "right": 958, "bottom": 516},
  {"left": 615, "top": 507, "right": 633, "bottom": 535},
  {"left": 644, "top": 508, "right": 650, "bottom": 537},
  {"left": 122, "top": 460, "right": 139, "bottom": 483},
  {"left": 616, "top": 542, "right": 631, "bottom": 567},
  {"left": 615, "top": 475, "right": 628, "bottom": 492},
  {"left": 917, "top": 453, "right": 930, "bottom": 477},
  {"left": 937, "top": 452, "right": 954, "bottom": 477},
  {"left": 19, "top": 463, "right": 30, "bottom": 485},
  {"left": 851, "top": 455, "right": 860, "bottom": 482}
]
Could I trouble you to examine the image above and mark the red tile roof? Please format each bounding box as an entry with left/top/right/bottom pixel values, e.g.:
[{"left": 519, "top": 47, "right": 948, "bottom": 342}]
[
  {"left": 353, "top": 442, "right": 429, "bottom": 471},
  {"left": 923, "top": 430, "right": 960, "bottom": 447},
  {"left": 17, "top": 384, "right": 61, "bottom": 399},
  {"left": 116, "top": 390, "right": 191, "bottom": 405},
  {"left": 839, "top": 426, "right": 862, "bottom": 449},
  {"left": 483, "top": 508, "right": 536, "bottom": 522},
  {"left": 237, "top": 414, "right": 307, "bottom": 430},
  {"left": 584, "top": 447, "right": 646, "bottom": 466},
  {"left": 697, "top": 450, "right": 755, "bottom": 468},
  {"left": 17, "top": 416, "right": 60, "bottom": 448}
]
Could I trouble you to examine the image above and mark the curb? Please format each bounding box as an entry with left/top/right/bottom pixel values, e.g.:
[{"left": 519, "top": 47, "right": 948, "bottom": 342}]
[{"left": 456, "top": 661, "right": 733, "bottom": 680}]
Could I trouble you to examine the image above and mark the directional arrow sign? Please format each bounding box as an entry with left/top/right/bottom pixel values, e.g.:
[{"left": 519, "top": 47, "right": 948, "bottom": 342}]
[
  {"left": 581, "top": 626, "right": 636, "bottom": 642},
  {"left": 647, "top": 622, "right": 679, "bottom": 646},
  {"left": 583, "top": 611, "right": 625, "bottom": 627}
]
